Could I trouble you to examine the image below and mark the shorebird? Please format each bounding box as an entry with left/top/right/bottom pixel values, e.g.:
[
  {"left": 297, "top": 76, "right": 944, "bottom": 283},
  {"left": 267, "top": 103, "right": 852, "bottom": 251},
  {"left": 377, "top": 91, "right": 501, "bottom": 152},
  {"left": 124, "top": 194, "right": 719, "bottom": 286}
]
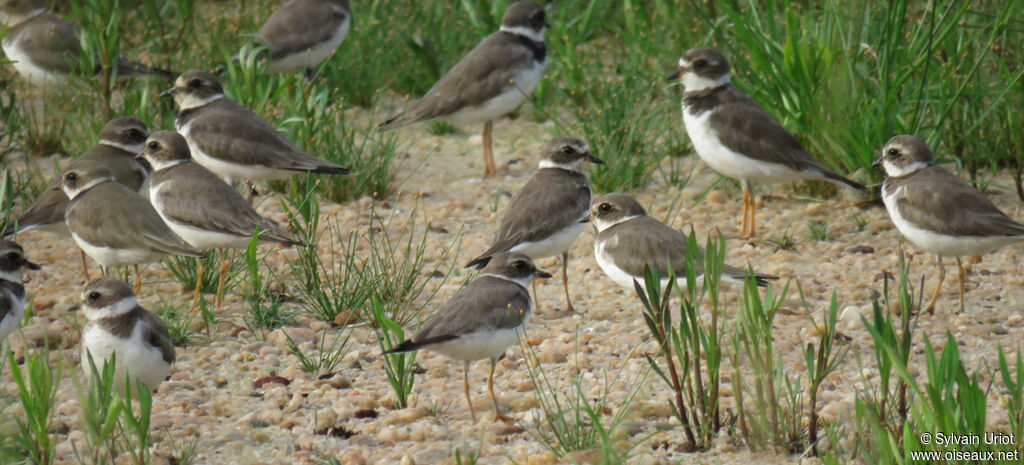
[
  {"left": 668, "top": 46, "right": 864, "bottom": 239},
  {"left": 876, "top": 135, "right": 1024, "bottom": 313},
  {"left": 379, "top": 1, "right": 547, "bottom": 178},
  {"left": 0, "top": 239, "right": 40, "bottom": 344}
]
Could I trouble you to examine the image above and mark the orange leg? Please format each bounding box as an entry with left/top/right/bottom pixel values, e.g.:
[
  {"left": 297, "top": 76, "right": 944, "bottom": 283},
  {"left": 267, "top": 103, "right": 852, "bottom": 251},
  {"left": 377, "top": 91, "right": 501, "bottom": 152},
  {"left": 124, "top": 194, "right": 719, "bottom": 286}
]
[
  {"left": 215, "top": 252, "right": 229, "bottom": 309},
  {"left": 482, "top": 121, "right": 498, "bottom": 178},
  {"left": 190, "top": 257, "right": 205, "bottom": 314},
  {"left": 956, "top": 257, "right": 966, "bottom": 313},
  {"left": 739, "top": 182, "right": 756, "bottom": 240},
  {"left": 925, "top": 255, "right": 945, "bottom": 315},
  {"left": 561, "top": 251, "right": 574, "bottom": 312},
  {"left": 133, "top": 265, "right": 142, "bottom": 294},
  {"left": 79, "top": 249, "right": 91, "bottom": 283},
  {"left": 463, "top": 361, "right": 476, "bottom": 423}
]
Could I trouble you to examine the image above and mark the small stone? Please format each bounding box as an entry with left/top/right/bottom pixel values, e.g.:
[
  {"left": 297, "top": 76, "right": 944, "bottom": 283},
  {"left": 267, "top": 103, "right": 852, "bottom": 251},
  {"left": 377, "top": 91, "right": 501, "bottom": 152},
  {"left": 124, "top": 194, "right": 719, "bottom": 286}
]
[
  {"left": 847, "top": 245, "right": 875, "bottom": 254},
  {"left": 267, "top": 326, "right": 316, "bottom": 347},
  {"left": 214, "top": 376, "right": 228, "bottom": 387},
  {"left": 537, "top": 349, "right": 567, "bottom": 364},
  {"left": 334, "top": 310, "right": 359, "bottom": 327},
  {"left": 316, "top": 408, "right": 337, "bottom": 428},
  {"left": 386, "top": 406, "right": 427, "bottom": 425},
  {"left": 803, "top": 203, "right": 825, "bottom": 215},
  {"left": 31, "top": 296, "right": 55, "bottom": 310},
  {"left": 705, "top": 190, "right": 726, "bottom": 204},
  {"left": 400, "top": 456, "right": 415, "bottom": 465},
  {"left": 526, "top": 452, "right": 556, "bottom": 465},
  {"left": 250, "top": 430, "right": 270, "bottom": 443},
  {"left": 340, "top": 449, "right": 365, "bottom": 465},
  {"left": 283, "top": 393, "right": 304, "bottom": 413}
]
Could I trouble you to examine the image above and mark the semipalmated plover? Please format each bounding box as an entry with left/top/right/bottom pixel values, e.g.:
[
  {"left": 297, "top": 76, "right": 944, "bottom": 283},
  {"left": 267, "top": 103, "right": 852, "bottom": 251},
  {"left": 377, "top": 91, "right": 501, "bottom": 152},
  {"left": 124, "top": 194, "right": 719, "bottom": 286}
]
[
  {"left": 668, "top": 47, "right": 864, "bottom": 239},
  {"left": 876, "top": 135, "right": 1024, "bottom": 313},
  {"left": 591, "top": 193, "right": 777, "bottom": 291},
  {"left": 466, "top": 137, "right": 602, "bottom": 312},
  {"left": 0, "top": 240, "right": 40, "bottom": 343},
  {"left": 0, "top": 0, "right": 172, "bottom": 86},
  {"left": 386, "top": 252, "right": 551, "bottom": 422},
  {"left": 3, "top": 117, "right": 150, "bottom": 279},
  {"left": 161, "top": 69, "right": 349, "bottom": 201},
  {"left": 61, "top": 159, "right": 204, "bottom": 292},
  {"left": 379, "top": 1, "right": 547, "bottom": 178},
  {"left": 141, "top": 131, "right": 302, "bottom": 308},
  {"left": 253, "top": 0, "right": 350, "bottom": 76},
  {"left": 79, "top": 278, "right": 175, "bottom": 392}
]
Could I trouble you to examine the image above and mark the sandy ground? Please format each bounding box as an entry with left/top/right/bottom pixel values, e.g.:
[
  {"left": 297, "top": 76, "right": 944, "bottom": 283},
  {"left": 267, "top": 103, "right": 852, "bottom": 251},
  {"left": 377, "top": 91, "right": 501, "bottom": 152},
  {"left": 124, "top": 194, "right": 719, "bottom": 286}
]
[{"left": 3, "top": 112, "right": 1024, "bottom": 465}]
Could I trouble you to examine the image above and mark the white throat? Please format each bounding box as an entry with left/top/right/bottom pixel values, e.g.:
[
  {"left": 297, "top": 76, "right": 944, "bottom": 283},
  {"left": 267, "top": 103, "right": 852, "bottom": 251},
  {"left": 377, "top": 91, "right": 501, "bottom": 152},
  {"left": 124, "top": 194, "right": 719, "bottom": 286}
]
[
  {"left": 593, "top": 214, "right": 640, "bottom": 233},
  {"left": 480, "top": 272, "right": 533, "bottom": 291},
  {"left": 147, "top": 157, "right": 189, "bottom": 172},
  {"left": 63, "top": 177, "right": 111, "bottom": 200},
  {"left": 100, "top": 139, "right": 144, "bottom": 154},
  {"left": 538, "top": 159, "right": 583, "bottom": 173},
  {"left": 83, "top": 296, "right": 137, "bottom": 321},
  {"left": 681, "top": 72, "right": 730, "bottom": 93},
  {"left": 175, "top": 92, "right": 224, "bottom": 111},
  {"left": 500, "top": 25, "right": 545, "bottom": 43},
  {"left": 0, "top": 269, "right": 25, "bottom": 283},
  {"left": 883, "top": 160, "right": 929, "bottom": 178}
]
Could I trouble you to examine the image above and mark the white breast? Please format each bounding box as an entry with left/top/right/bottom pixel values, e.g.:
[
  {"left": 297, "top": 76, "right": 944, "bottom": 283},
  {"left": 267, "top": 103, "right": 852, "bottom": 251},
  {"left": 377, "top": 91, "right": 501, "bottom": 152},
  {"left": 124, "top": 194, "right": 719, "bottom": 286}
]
[
  {"left": 683, "top": 108, "right": 805, "bottom": 184},
  {"left": 70, "top": 232, "right": 166, "bottom": 268},
  {"left": 882, "top": 186, "right": 1020, "bottom": 257},
  {"left": 0, "top": 290, "right": 27, "bottom": 342},
  {"left": 267, "top": 15, "right": 351, "bottom": 73},
  {"left": 2, "top": 35, "right": 67, "bottom": 86},
  {"left": 509, "top": 221, "right": 585, "bottom": 259},
  {"left": 81, "top": 322, "right": 171, "bottom": 391},
  {"left": 446, "top": 58, "right": 546, "bottom": 126},
  {"left": 428, "top": 324, "right": 524, "bottom": 362},
  {"left": 594, "top": 235, "right": 708, "bottom": 291}
]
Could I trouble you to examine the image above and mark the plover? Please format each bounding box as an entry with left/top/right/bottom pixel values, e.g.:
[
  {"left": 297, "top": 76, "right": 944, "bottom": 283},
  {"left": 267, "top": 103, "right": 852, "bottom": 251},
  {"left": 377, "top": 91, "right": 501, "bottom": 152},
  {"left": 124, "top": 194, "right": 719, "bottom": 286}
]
[
  {"left": 386, "top": 252, "right": 551, "bottom": 422},
  {"left": 591, "top": 193, "right": 777, "bottom": 291},
  {"left": 668, "top": 46, "right": 864, "bottom": 239},
  {"left": 79, "top": 278, "right": 175, "bottom": 392},
  {"left": 61, "top": 159, "right": 204, "bottom": 292},
  {"left": 379, "top": 1, "right": 547, "bottom": 178},
  {"left": 252, "top": 0, "right": 350, "bottom": 76},
  {"left": 0, "top": 0, "right": 171, "bottom": 86},
  {"left": 3, "top": 117, "right": 150, "bottom": 279},
  {"left": 466, "top": 137, "right": 602, "bottom": 312},
  {"left": 140, "top": 131, "right": 302, "bottom": 309},
  {"left": 161, "top": 69, "right": 349, "bottom": 201},
  {"left": 0, "top": 239, "right": 40, "bottom": 344},
  {"left": 876, "top": 135, "right": 1024, "bottom": 313}
]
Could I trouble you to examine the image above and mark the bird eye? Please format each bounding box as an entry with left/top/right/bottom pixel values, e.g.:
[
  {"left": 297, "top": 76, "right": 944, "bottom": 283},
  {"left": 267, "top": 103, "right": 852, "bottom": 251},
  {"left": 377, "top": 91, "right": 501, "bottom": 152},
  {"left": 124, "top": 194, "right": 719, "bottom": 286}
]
[
  {"left": 188, "top": 78, "right": 201, "bottom": 88},
  {"left": 887, "top": 148, "right": 899, "bottom": 157},
  {"left": 513, "top": 261, "right": 528, "bottom": 272},
  {"left": 561, "top": 146, "right": 573, "bottom": 154},
  {"left": 66, "top": 172, "right": 78, "bottom": 183},
  {"left": 694, "top": 59, "right": 708, "bottom": 68},
  {"left": 598, "top": 203, "right": 612, "bottom": 213},
  {"left": 5, "top": 252, "right": 18, "bottom": 262},
  {"left": 88, "top": 291, "right": 100, "bottom": 301},
  {"left": 128, "top": 129, "right": 141, "bottom": 138},
  {"left": 148, "top": 141, "right": 159, "bottom": 150}
]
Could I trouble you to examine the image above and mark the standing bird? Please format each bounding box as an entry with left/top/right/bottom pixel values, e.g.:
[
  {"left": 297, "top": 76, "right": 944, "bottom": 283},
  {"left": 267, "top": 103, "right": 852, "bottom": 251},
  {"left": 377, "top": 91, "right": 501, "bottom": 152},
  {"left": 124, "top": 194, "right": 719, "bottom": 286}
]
[
  {"left": 876, "top": 135, "right": 1024, "bottom": 313},
  {"left": 2, "top": 117, "right": 151, "bottom": 279},
  {"left": 79, "top": 278, "right": 175, "bottom": 393},
  {"left": 140, "top": 131, "right": 302, "bottom": 310},
  {"left": 0, "top": 0, "right": 171, "bottom": 86},
  {"left": 0, "top": 240, "right": 40, "bottom": 344},
  {"left": 61, "top": 160, "right": 204, "bottom": 293},
  {"left": 466, "top": 137, "right": 602, "bottom": 312},
  {"left": 385, "top": 252, "right": 551, "bottom": 422},
  {"left": 668, "top": 47, "right": 864, "bottom": 239},
  {"left": 379, "top": 1, "right": 547, "bottom": 178},
  {"left": 590, "top": 193, "right": 777, "bottom": 291},
  {"left": 162, "top": 69, "right": 349, "bottom": 202},
  {"left": 252, "top": 0, "right": 351, "bottom": 77}
]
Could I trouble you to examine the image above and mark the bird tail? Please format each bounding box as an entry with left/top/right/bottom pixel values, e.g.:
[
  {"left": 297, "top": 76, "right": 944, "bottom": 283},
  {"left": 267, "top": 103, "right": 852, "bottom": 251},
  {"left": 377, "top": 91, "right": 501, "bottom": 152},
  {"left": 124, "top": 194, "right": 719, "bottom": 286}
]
[
  {"left": 117, "top": 58, "right": 175, "bottom": 80},
  {"left": 310, "top": 164, "right": 351, "bottom": 176},
  {"left": 464, "top": 255, "right": 492, "bottom": 270},
  {"left": 821, "top": 170, "right": 866, "bottom": 192},
  {"left": 377, "top": 113, "right": 410, "bottom": 132}
]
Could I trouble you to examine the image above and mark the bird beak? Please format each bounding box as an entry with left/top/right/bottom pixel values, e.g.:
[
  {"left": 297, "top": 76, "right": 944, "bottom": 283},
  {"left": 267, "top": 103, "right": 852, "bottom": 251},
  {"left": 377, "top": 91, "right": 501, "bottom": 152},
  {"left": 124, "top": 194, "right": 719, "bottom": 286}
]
[
  {"left": 135, "top": 152, "right": 145, "bottom": 160},
  {"left": 871, "top": 158, "right": 883, "bottom": 168},
  {"left": 666, "top": 66, "right": 686, "bottom": 81},
  {"left": 159, "top": 88, "right": 177, "bottom": 98},
  {"left": 579, "top": 214, "right": 591, "bottom": 224},
  {"left": 537, "top": 270, "right": 553, "bottom": 279},
  {"left": 26, "top": 260, "right": 41, "bottom": 270},
  {"left": 584, "top": 152, "right": 604, "bottom": 164}
]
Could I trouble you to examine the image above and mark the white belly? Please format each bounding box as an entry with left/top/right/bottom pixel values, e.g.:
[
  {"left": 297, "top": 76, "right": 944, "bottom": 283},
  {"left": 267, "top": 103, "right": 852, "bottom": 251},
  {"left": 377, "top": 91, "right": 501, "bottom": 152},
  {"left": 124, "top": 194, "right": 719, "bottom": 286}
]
[
  {"left": 446, "top": 59, "right": 546, "bottom": 126},
  {"left": 71, "top": 232, "right": 166, "bottom": 268},
  {"left": 2, "top": 38, "right": 68, "bottom": 86},
  {"left": 0, "top": 293, "right": 26, "bottom": 342},
  {"left": 178, "top": 121, "right": 293, "bottom": 184},
  {"left": 594, "top": 238, "right": 710, "bottom": 291},
  {"left": 509, "top": 221, "right": 585, "bottom": 259},
  {"left": 683, "top": 108, "right": 805, "bottom": 184},
  {"left": 81, "top": 323, "right": 171, "bottom": 391},
  {"left": 267, "top": 17, "right": 350, "bottom": 73},
  {"left": 428, "top": 325, "right": 524, "bottom": 362},
  {"left": 150, "top": 182, "right": 249, "bottom": 250},
  {"left": 882, "top": 188, "right": 1022, "bottom": 257}
]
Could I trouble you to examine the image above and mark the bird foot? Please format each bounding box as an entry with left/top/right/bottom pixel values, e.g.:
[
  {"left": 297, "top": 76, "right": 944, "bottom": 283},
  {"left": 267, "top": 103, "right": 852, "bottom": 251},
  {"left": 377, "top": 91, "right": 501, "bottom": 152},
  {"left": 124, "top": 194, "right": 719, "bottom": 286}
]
[{"left": 492, "top": 414, "right": 515, "bottom": 424}]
